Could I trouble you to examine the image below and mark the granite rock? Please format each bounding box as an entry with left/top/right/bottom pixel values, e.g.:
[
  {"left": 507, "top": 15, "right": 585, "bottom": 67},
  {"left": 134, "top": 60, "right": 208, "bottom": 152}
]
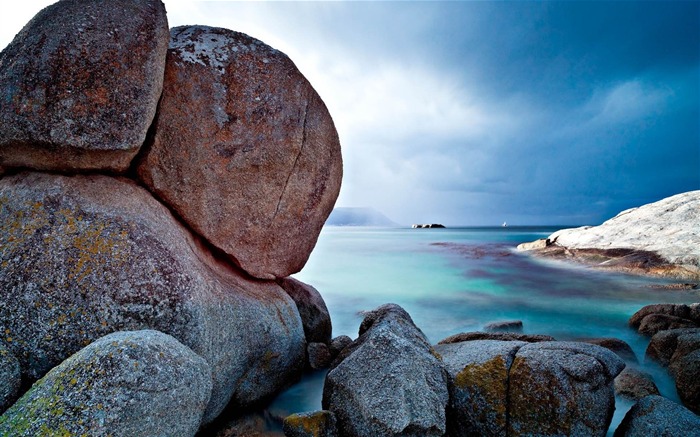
[
  {"left": 614, "top": 367, "right": 660, "bottom": 401},
  {"left": 0, "top": 344, "right": 20, "bottom": 414},
  {"left": 613, "top": 395, "right": 700, "bottom": 437},
  {"left": 277, "top": 277, "right": 332, "bottom": 344},
  {"left": 283, "top": 410, "right": 338, "bottom": 437}
]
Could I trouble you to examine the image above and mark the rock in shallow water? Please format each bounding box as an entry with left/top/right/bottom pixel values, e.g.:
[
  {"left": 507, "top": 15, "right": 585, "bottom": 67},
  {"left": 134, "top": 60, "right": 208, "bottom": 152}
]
[
  {"left": 322, "top": 304, "right": 449, "bottom": 437},
  {"left": 283, "top": 410, "right": 338, "bottom": 437},
  {"left": 137, "top": 25, "right": 342, "bottom": 280},
  {"left": 0, "top": 330, "right": 211, "bottom": 436},
  {"left": 614, "top": 367, "right": 660, "bottom": 401},
  {"left": 0, "top": 172, "right": 305, "bottom": 423},
  {"left": 0, "top": 0, "right": 169, "bottom": 173}
]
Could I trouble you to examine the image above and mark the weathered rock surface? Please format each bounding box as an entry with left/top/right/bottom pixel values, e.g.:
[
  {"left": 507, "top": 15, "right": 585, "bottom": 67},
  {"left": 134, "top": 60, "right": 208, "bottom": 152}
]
[
  {"left": 434, "top": 339, "right": 525, "bottom": 436},
  {"left": 580, "top": 337, "right": 638, "bottom": 363},
  {"left": 277, "top": 277, "right": 332, "bottom": 344},
  {"left": 137, "top": 25, "right": 342, "bottom": 280},
  {"left": 518, "top": 191, "right": 700, "bottom": 279},
  {"left": 328, "top": 335, "right": 353, "bottom": 359},
  {"left": 629, "top": 303, "right": 700, "bottom": 337},
  {"left": 322, "top": 304, "right": 449, "bottom": 436},
  {"left": 614, "top": 367, "right": 660, "bottom": 401},
  {"left": 0, "top": 330, "right": 211, "bottom": 436},
  {"left": 438, "top": 331, "right": 555, "bottom": 344},
  {"left": 646, "top": 328, "right": 700, "bottom": 366},
  {"left": 0, "top": 344, "right": 20, "bottom": 414},
  {"left": 307, "top": 342, "right": 332, "bottom": 370},
  {"left": 0, "top": 172, "right": 305, "bottom": 423},
  {"left": 669, "top": 349, "right": 700, "bottom": 414},
  {"left": 638, "top": 313, "right": 698, "bottom": 336},
  {"left": 508, "top": 341, "right": 625, "bottom": 436},
  {"left": 483, "top": 320, "right": 523, "bottom": 332},
  {"left": 206, "top": 413, "right": 284, "bottom": 437},
  {"left": 0, "top": 0, "right": 169, "bottom": 173},
  {"left": 283, "top": 410, "right": 338, "bottom": 437},
  {"left": 613, "top": 395, "right": 700, "bottom": 437}
]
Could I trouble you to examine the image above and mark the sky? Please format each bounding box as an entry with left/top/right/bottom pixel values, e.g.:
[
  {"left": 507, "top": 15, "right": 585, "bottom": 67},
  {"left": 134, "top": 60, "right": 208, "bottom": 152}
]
[{"left": 2, "top": 1, "right": 699, "bottom": 226}]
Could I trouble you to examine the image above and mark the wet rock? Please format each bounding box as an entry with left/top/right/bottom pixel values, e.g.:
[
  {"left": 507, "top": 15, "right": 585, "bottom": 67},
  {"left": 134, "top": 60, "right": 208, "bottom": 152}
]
[
  {"left": 613, "top": 395, "right": 700, "bottom": 437},
  {"left": 629, "top": 303, "right": 698, "bottom": 329},
  {"left": 277, "top": 277, "right": 332, "bottom": 344},
  {"left": 508, "top": 341, "right": 625, "bottom": 436},
  {"left": 283, "top": 410, "right": 338, "bottom": 437},
  {"left": 0, "top": 172, "right": 305, "bottom": 423},
  {"left": 581, "top": 337, "right": 638, "bottom": 363},
  {"left": 434, "top": 339, "right": 525, "bottom": 436},
  {"left": 645, "top": 328, "right": 700, "bottom": 366},
  {"left": 669, "top": 349, "right": 700, "bottom": 414},
  {"left": 307, "top": 342, "right": 332, "bottom": 370},
  {"left": 0, "top": 330, "right": 211, "bottom": 436},
  {"left": 137, "top": 26, "right": 342, "bottom": 280},
  {"left": 638, "top": 314, "right": 698, "bottom": 336},
  {"left": 614, "top": 367, "right": 660, "bottom": 401},
  {"left": 483, "top": 320, "right": 523, "bottom": 332},
  {"left": 322, "top": 304, "right": 449, "bottom": 436},
  {"left": 438, "top": 331, "right": 555, "bottom": 345},
  {"left": 0, "top": 0, "right": 169, "bottom": 173},
  {"left": 328, "top": 335, "right": 353, "bottom": 359},
  {"left": 0, "top": 344, "right": 20, "bottom": 414}
]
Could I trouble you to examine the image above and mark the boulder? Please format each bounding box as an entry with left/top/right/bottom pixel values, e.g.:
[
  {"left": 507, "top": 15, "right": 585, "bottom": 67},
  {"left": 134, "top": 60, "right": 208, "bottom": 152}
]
[
  {"left": 614, "top": 395, "right": 700, "bottom": 437},
  {"left": 516, "top": 238, "right": 550, "bottom": 251},
  {"left": 328, "top": 335, "right": 353, "bottom": 359},
  {"left": 508, "top": 341, "right": 625, "bottom": 436},
  {"left": 645, "top": 328, "right": 700, "bottom": 366},
  {"left": 137, "top": 25, "right": 342, "bottom": 280},
  {"left": 638, "top": 314, "right": 698, "bottom": 336},
  {"left": 669, "top": 349, "right": 700, "bottom": 414},
  {"left": 283, "top": 411, "right": 338, "bottom": 437},
  {"left": 0, "top": 344, "right": 20, "bottom": 414},
  {"left": 629, "top": 303, "right": 698, "bottom": 329},
  {"left": 434, "top": 339, "right": 525, "bottom": 436},
  {"left": 438, "top": 331, "right": 555, "bottom": 344},
  {"left": 614, "top": 367, "right": 660, "bottom": 401},
  {"left": 483, "top": 320, "right": 523, "bottom": 332},
  {"left": 307, "top": 342, "right": 332, "bottom": 370},
  {"left": 322, "top": 304, "right": 449, "bottom": 436},
  {"left": 0, "top": 0, "right": 169, "bottom": 173},
  {"left": 0, "top": 330, "right": 211, "bottom": 436},
  {"left": 277, "top": 277, "right": 332, "bottom": 344},
  {"left": 206, "top": 413, "right": 284, "bottom": 437},
  {"left": 580, "top": 337, "right": 638, "bottom": 363},
  {"left": 0, "top": 172, "right": 305, "bottom": 423}
]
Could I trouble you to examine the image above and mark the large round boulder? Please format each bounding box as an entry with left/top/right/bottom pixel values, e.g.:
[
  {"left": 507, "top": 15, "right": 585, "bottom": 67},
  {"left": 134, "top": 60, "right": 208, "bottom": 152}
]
[
  {"left": 0, "top": 0, "right": 169, "bottom": 173},
  {"left": 137, "top": 25, "right": 342, "bottom": 280},
  {"left": 614, "top": 395, "right": 700, "bottom": 437},
  {"left": 508, "top": 341, "right": 625, "bottom": 436},
  {"left": 0, "top": 330, "right": 211, "bottom": 436},
  {"left": 322, "top": 304, "right": 449, "bottom": 436},
  {"left": 0, "top": 172, "right": 305, "bottom": 423}
]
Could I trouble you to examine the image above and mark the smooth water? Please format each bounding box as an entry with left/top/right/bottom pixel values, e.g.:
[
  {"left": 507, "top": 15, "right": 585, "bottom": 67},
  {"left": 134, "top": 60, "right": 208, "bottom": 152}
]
[{"left": 267, "top": 226, "right": 699, "bottom": 433}]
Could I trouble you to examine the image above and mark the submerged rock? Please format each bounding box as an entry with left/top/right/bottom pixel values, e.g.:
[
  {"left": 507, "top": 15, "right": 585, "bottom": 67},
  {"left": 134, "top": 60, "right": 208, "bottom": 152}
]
[
  {"left": 435, "top": 339, "right": 525, "bottom": 436},
  {"left": 137, "top": 25, "right": 342, "bottom": 280},
  {"left": 322, "top": 304, "right": 449, "bottom": 436},
  {"left": 614, "top": 395, "right": 700, "bottom": 437},
  {"left": 283, "top": 411, "right": 338, "bottom": 437},
  {"left": 0, "top": 0, "right": 169, "bottom": 173},
  {"left": 0, "top": 344, "right": 20, "bottom": 414},
  {"left": 517, "top": 191, "right": 700, "bottom": 280},
  {"left": 483, "top": 320, "right": 523, "bottom": 332},
  {"left": 508, "top": 341, "right": 625, "bottom": 436},
  {"left": 0, "top": 330, "right": 211, "bottom": 436},
  {"left": 614, "top": 367, "right": 660, "bottom": 401},
  {"left": 0, "top": 172, "right": 305, "bottom": 423},
  {"left": 277, "top": 277, "right": 332, "bottom": 344}
]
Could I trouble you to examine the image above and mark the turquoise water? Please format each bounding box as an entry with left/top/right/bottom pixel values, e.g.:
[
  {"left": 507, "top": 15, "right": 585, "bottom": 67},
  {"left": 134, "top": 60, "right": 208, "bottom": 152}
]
[{"left": 267, "top": 226, "right": 699, "bottom": 433}]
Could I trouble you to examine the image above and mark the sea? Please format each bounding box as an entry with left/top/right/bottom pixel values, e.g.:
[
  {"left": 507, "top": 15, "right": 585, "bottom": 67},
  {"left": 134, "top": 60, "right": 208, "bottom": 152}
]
[{"left": 266, "top": 226, "right": 699, "bottom": 434}]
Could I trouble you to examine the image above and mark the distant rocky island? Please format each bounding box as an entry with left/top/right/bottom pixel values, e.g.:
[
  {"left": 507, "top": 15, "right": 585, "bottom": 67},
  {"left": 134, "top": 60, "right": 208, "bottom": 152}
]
[
  {"left": 412, "top": 223, "right": 446, "bottom": 228},
  {"left": 518, "top": 191, "right": 700, "bottom": 280},
  {"left": 325, "top": 207, "right": 397, "bottom": 226}
]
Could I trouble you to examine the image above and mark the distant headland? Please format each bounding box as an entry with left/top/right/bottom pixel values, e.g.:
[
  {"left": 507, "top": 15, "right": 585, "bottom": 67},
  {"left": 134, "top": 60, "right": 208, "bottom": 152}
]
[{"left": 325, "top": 207, "right": 397, "bottom": 227}]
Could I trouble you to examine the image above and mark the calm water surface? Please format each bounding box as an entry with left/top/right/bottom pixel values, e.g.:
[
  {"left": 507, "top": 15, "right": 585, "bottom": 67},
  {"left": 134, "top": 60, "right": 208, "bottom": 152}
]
[{"left": 267, "top": 226, "right": 699, "bottom": 434}]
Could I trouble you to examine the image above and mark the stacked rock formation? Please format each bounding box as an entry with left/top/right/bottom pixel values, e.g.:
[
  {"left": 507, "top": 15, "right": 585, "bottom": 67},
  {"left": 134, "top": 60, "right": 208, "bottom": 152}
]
[{"left": 0, "top": 0, "right": 341, "bottom": 434}]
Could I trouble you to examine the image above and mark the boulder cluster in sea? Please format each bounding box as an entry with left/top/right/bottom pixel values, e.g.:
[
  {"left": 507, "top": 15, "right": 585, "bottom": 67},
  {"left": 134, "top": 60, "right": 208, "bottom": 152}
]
[{"left": 0, "top": 0, "right": 341, "bottom": 433}]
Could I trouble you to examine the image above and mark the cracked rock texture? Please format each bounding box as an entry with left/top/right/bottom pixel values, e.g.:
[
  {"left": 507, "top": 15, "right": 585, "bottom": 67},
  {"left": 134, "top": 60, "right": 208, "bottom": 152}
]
[
  {"left": 0, "top": 330, "right": 212, "bottom": 436},
  {"left": 0, "top": 172, "right": 305, "bottom": 423},
  {"left": 0, "top": 0, "right": 169, "bottom": 173},
  {"left": 137, "top": 25, "right": 343, "bottom": 280}
]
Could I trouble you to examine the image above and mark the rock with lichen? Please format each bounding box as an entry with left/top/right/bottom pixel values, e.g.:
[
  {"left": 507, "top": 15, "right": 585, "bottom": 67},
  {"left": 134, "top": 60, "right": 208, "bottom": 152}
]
[
  {"left": 434, "top": 339, "right": 525, "bottom": 436},
  {"left": 0, "top": 344, "right": 20, "bottom": 414},
  {"left": 283, "top": 411, "right": 338, "bottom": 437},
  {"left": 508, "top": 341, "right": 625, "bottom": 436},
  {"left": 0, "top": 172, "right": 305, "bottom": 423},
  {"left": 0, "top": 0, "right": 169, "bottom": 173},
  {"left": 136, "top": 25, "right": 342, "bottom": 280},
  {"left": 322, "top": 304, "right": 449, "bottom": 437},
  {"left": 0, "top": 330, "right": 211, "bottom": 436},
  {"left": 614, "top": 367, "right": 660, "bottom": 401}
]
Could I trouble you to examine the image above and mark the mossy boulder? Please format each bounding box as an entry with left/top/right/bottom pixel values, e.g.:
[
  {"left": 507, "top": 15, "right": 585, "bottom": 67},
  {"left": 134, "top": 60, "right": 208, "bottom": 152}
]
[
  {"left": 0, "top": 330, "right": 211, "bottom": 436},
  {"left": 283, "top": 410, "right": 338, "bottom": 437},
  {"left": 322, "top": 304, "right": 449, "bottom": 437},
  {"left": 0, "top": 343, "right": 20, "bottom": 414},
  {"left": 0, "top": 172, "right": 305, "bottom": 423},
  {"left": 434, "top": 339, "right": 525, "bottom": 436}
]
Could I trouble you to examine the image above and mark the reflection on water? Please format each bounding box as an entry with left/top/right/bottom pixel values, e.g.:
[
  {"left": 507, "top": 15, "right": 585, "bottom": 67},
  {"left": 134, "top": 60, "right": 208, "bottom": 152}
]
[{"left": 268, "top": 226, "right": 698, "bottom": 434}]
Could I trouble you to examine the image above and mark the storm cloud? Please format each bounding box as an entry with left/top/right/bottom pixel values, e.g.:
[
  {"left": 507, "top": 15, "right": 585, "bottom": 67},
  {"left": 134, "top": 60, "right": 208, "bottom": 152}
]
[{"left": 2, "top": 1, "right": 698, "bottom": 225}]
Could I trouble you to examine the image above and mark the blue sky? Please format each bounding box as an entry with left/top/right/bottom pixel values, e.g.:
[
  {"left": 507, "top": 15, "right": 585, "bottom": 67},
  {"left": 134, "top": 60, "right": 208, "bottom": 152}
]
[{"left": 2, "top": 1, "right": 698, "bottom": 226}]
